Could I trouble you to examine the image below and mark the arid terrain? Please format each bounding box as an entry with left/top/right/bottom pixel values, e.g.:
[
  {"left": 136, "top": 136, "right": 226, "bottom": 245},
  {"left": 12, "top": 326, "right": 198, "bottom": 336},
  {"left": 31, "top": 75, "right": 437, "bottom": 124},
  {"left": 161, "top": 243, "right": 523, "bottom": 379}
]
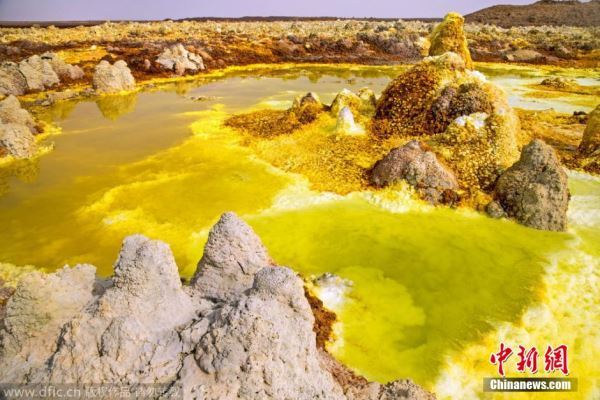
[
  {"left": 467, "top": 0, "right": 600, "bottom": 27},
  {"left": 0, "top": 2, "right": 599, "bottom": 399}
]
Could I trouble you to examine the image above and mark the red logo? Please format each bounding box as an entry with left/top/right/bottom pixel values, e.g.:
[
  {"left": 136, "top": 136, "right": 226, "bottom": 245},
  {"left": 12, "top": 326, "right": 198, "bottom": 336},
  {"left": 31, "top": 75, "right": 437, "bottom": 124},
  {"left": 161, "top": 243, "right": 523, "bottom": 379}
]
[
  {"left": 544, "top": 345, "right": 569, "bottom": 375},
  {"left": 490, "top": 344, "right": 569, "bottom": 376},
  {"left": 490, "top": 343, "right": 513, "bottom": 376}
]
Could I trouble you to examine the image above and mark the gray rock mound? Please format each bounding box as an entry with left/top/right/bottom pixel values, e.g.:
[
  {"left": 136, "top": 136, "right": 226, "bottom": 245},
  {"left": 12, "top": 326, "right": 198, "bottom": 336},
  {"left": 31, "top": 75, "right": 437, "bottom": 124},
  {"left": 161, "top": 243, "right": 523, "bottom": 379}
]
[
  {"left": 194, "top": 266, "right": 345, "bottom": 399},
  {"left": 0, "top": 265, "right": 96, "bottom": 382},
  {"left": 92, "top": 60, "right": 136, "bottom": 94},
  {"left": 41, "top": 52, "right": 84, "bottom": 81},
  {"left": 0, "top": 95, "right": 37, "bottom": 133},
  {"left": 0, "top": 123, "right": 36, "bottom": 159},
  {"left": 489, "top": 139, "right": 569, "bottom": 231},
  {"left": 0, "top": 95, "right": 39, "bottom": 159},
  {"left": 191, "top": 212, "right": 273, "bottom": 302},
  {"left": 156, "top": 44, "right": 205, "bottom": 76},
  {"left": 18, "top": 55, "right": 59, "bottom": 92},
  {"left": 0, "top": 62, "right": 28, "bottom": 96},
  {"left": 370, "top": 140, "right": 459, "bottom": 205},
  {"left": 0, "top": 212, "right": 435, "bottom": 400}
]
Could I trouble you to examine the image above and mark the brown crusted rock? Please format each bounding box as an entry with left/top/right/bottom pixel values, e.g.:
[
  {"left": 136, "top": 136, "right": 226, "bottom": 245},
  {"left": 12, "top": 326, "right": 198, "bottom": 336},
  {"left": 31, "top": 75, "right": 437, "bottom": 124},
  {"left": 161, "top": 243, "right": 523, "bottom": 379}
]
[
  {"left": 540, "top": 77, "right": 577, "bottom": 90},
  {"left": 191, "top": 212, "right": 272, "bottom": 301},
  {"left": 428, "top": 86, "right": 521, "bottom": 192},
  {"left": 491, "top": 139, "right": 569, "bottom": 231},
  {"left": 579, "top": 104, "right": 600, "bottom": 156},
  {"left": 370, "top": 140, "right": 459, "bottom": 205},
  {"left": 372, "top": 52, "right": 466, "bottom": 138},
  {"left": 428, "top": 12, "right": 473, "bottom": 69},
  {"left": 372, "top": 51, "right": 520, "bottom": 194}
]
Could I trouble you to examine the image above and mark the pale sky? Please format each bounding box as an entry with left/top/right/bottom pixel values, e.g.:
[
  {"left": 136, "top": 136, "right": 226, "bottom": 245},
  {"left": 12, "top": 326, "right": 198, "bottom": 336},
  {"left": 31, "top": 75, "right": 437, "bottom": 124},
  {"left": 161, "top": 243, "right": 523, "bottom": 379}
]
[{"left": 0, "top": 0, "right": 540, "bottom": 21}]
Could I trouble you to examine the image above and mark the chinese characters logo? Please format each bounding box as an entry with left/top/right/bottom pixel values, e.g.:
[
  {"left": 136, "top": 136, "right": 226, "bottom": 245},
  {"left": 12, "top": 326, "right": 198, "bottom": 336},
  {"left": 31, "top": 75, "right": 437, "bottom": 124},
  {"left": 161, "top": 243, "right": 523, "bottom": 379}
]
[{"left": 490, "top": 343, "right": 569, "bottom": 376}]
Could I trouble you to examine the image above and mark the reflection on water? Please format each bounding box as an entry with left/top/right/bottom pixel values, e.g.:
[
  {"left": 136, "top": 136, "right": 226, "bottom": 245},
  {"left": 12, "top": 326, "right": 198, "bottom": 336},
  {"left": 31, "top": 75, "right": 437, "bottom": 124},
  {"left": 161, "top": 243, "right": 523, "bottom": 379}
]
[
  {"left": 96, "top": 92, "right": 138, "bottom": 120},
  {"left": 0, "top": 64, "right": 598, "bottom": 399},
  {"left": 0, "top": 157, "right": 40, "bottom": 197}
]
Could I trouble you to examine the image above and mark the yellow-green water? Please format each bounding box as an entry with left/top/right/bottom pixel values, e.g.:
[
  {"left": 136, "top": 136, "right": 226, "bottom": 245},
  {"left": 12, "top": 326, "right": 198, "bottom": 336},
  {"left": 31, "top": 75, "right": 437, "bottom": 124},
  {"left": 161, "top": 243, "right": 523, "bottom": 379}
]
[{"left": 0, "top": 64, "right": 598, "bottom": 399}]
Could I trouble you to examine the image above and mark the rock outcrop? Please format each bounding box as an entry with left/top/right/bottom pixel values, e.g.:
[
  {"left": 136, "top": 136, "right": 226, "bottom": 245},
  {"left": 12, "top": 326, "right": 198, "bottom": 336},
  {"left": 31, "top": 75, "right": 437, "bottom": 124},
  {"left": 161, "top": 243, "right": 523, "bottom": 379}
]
[
  {"left": 372, "top": 52, "right": 467, "bottom": 138},
  {"left": 370, "top": 140, "right": 459, "bottom": 205},
  {"left": 190, "top": 212, "right": 273, "bottom": 301},
  {"left": 92, "top": 60, "right": 136, "bottom": 94},
  {"left": 156, "top": 43, "right": 205, "bottom": 76},
  {"left": 0, "top": 53, "right": 83, "bottom": 96},
  {"left": 0, "top": 123, "right": 37, "bottom": 159},
  {"left": 41, "top": 52, "right": 84, "bottom": 81},
  {"left": 428, "top": 12, "right": 473, "bottom": 69},
  {"left": 488, "top": 139, "right": 569, "bottom": 231},
  {"left": 372, "top": 52, "right": 520, "bottom": 192},
  {"left": 292, "top": 91, "right": 321, "bottom": 110},
  {"left": 331, "top": 88, "right": 375, "bottom": 117},
  {"left": 579, "top": 104, "right": 600, "bottom": 156},
  {"left": 0, "top": 95, "right": 37, "bottom": 134},
  {"left": 0, "top": 212, "right": 434, "bottom": 400},
  {"left": 331, "top": 88, "right": 363, "bottom": 116},
  {"left": 18, "top": 55, "right": 59, "bottom": 92},
  {"left": 0, "top": 62, "right": 28, "bottom": 96},
  {"left": 0, "top": 96, "right": 38, "bottom": 159}
]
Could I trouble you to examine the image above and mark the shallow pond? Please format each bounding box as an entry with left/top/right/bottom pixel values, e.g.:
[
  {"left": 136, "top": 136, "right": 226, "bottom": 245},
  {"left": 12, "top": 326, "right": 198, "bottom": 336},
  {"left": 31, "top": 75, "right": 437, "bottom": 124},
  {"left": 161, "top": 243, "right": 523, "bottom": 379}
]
[{"left": 0, "top": 64, "right": 598, "bottom": 399}]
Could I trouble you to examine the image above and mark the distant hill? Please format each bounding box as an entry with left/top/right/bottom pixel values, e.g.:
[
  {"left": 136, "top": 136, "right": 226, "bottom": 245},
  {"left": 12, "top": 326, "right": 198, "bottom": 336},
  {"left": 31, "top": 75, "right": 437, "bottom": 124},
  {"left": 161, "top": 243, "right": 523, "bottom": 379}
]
[{"left": 466, "top": 0, "right": 600, "bottom": 27}]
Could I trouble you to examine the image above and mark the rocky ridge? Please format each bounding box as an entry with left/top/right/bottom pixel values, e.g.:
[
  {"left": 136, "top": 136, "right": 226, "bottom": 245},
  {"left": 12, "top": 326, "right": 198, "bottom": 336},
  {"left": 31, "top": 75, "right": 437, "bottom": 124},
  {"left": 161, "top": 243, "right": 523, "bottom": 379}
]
[
  {"left": 0, "top": 52, "right": 83, "bottom": 96},
  {"left": 466, "top": 0, "right": 600, "bottom": 28},
  {"left": 0, "top": 212, "right": 435, "bottom": 400}
]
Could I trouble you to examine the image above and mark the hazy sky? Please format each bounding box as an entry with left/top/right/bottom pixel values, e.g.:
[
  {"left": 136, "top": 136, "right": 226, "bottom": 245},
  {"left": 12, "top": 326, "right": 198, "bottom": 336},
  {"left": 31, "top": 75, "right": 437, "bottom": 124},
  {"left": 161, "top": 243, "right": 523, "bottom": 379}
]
[{"left": 0, "top": 0, "right": 537, "bottom": 21}]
